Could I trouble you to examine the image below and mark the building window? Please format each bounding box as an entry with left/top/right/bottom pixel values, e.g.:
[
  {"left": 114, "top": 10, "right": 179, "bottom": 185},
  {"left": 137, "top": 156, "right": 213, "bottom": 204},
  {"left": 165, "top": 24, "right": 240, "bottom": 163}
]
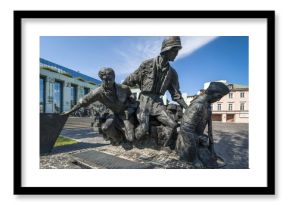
[
  {"left": 53, "top": 80, "right": 63, "bottom": 113},
  {"left": 229, "top": 92, "right": 233, "bottom": 99},
  {"left": 228, "top": 103, "right": 233, "bottom": 111},
  {"left": 240, "top": 92, "right": 245, "bottom": 98},
  {"left": 71, "top": 84, "right": 78, "bottom": 108},
  {"left": 240, "top": 102, "right": 245, "bottom": 111},
  {"left": 84, "top": 87, "right": 90, "bottom": 95},
  {"left": 217, "top": 104, "right": 221, "bottom": 111},
  {"left": 40, "top": 77, "right": 46, "bottom": 113}
]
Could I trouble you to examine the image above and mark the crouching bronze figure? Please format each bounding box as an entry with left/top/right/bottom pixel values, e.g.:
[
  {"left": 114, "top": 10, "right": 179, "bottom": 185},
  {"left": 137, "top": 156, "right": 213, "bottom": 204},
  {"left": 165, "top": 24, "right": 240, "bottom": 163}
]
[{"left": 176, "top": 82, "right": 230, "bottom": 168}]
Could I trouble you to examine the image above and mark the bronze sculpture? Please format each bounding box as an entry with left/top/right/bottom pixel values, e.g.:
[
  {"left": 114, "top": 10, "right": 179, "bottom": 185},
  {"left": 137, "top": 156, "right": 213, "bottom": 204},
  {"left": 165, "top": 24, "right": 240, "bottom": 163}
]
[
  {"left": 176, "top": 82, "right": 230, "bottom": 168},
  {"left": 122, "top": 36, "right": 188, "bottom": 147},
  {"left": 54, "top": 37, "right": 232, "bottom": 168}
]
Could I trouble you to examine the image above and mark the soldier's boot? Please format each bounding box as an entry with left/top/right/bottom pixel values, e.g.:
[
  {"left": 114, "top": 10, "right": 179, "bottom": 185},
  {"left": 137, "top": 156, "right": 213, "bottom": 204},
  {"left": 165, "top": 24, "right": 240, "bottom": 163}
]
[{"left": 193, "top": 159, "right": 205, "bottom": 169}]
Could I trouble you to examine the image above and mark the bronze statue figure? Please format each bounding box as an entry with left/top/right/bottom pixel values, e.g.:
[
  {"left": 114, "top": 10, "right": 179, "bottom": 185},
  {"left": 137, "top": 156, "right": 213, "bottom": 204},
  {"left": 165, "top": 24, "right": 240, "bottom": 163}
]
[
  {"left": 63, "top": 68, "right": 138, "bottom": 145},
  {"left": 122, "top": 36, "right": 188, "bottom": 147},
  {"left": 176, "top": 82, "right": 230, "bottom": 168}
]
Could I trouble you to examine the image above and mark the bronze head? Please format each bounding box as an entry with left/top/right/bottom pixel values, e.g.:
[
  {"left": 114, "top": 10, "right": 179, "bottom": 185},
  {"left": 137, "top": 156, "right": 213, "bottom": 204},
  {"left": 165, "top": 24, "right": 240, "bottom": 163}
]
[
  {"left": 98, "top": 67, "right": 115, "bottom": 89},
  {"left": 205, "top": 82, "right": 230, "bottom": 103},
  {"left": 160, "top": 36, "right": 182, "bottom": 61}
]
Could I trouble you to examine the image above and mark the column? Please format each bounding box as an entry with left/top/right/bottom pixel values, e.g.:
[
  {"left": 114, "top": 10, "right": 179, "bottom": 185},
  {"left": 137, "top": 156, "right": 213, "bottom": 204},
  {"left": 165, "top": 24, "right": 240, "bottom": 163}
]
[
  {"left": 78, "top": 86, "right": 84, "bottom": 101},
  {"left": 63, "top": 82, "right": 71, "bottom": 112},
  {"left": 222, "top": 113, "right": 227, "bottom": 123},
  {"left": 45, "top": 77, "right": 54, "bottom": 113}
]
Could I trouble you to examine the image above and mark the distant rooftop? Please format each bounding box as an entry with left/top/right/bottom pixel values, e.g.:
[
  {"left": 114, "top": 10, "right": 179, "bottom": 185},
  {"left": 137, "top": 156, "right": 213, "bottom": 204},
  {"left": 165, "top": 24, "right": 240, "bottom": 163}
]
[
  {"left": 40, "top": 58, "right": 101, "bottom": 84},
  {"left": 201, "top": 80, "right": 248, "bottom": 95},
  {"left": 228, "top": 83, "right": 248, "bottom": 89},
  {"left": 227, "top": 83, "right": 248, "bottom": 90}
]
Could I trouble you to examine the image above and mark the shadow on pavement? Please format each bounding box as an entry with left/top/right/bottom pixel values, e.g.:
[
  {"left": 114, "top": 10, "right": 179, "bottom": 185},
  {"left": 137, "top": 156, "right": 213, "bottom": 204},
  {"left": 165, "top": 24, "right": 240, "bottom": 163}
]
[
  {"left": 214, "top": 131, "right": 249, "bottom": 169},
  {"left": 49, "top": 142, "right": 108, "bottom": 155},
  {"left": 60, "top": 128, "right": 99, "bottom": 139}
]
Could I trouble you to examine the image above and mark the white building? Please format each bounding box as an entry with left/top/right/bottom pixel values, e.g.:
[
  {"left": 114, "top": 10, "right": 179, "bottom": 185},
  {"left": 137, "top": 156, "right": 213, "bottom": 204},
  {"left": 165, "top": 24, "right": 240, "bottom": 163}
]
[
  {"left": 210, "top": 82, "right": 249, "bottom": 123},
  {"left": 184, "top": 80, "right": 249, "bottom": 123}
]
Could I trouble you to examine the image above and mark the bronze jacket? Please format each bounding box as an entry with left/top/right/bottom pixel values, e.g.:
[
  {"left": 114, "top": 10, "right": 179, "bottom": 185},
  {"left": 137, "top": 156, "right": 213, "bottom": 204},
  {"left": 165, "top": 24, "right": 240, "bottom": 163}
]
[
  {"left": 181, "top": 95, "right": 210, "bottom": 135},
  {"left": 78, "top": 83, "right": 137, "bottom": 115},
  {"left": 123, "top": 56, "right": 188, "bottom": 109}
]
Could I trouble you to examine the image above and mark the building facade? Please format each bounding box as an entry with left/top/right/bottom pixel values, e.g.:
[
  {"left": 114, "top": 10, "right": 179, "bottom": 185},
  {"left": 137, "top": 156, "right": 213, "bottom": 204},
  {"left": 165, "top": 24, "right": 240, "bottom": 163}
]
[
  {"left": 183, "top": 81, "right": 249, "bottom": 123},
  {"left": 40, "top": 58, "right": 101, "bottom": 113},
  {"left": 206, "top": 81, "right": 249, "bottom": 123}
]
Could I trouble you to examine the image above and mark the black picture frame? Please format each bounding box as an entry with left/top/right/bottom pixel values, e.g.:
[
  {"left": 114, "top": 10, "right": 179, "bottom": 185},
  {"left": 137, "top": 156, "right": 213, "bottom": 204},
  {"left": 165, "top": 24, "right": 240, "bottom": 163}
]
[{"left": 14, "top": 10, "right": 275, "bottom": 195}]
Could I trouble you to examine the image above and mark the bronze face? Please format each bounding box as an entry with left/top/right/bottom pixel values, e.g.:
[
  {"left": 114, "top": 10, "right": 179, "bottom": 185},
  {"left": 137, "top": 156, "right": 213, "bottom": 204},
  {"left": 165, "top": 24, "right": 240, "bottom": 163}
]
[
  {"left": 165, "top": 47, "right": 180, "bottom": 61},
  {"left": 101, "top": 72, "right": 115, "bottom": 89}
]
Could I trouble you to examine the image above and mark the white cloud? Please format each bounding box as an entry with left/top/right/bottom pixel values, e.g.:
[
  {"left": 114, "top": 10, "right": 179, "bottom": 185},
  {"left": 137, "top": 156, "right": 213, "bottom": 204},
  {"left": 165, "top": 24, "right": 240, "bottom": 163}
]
[
  {"left": 113, "top": 37, "right": 163, "bottom": 78},
  {"left": 113, "top": 36, "right": 218, "bottom": 81},
  {"left": 177, "top": 36, "right": 218, "bottom": 60}
]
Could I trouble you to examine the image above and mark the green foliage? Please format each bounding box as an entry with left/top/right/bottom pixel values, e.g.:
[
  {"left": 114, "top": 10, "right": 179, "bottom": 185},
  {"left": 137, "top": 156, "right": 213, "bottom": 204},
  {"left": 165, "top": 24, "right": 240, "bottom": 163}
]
[{"left": 54, "top": 136, "right": 78, "bottom": 147}]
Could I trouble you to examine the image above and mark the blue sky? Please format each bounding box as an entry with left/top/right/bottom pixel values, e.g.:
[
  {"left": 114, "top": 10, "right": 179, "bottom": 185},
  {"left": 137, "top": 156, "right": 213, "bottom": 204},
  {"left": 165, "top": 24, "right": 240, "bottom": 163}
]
[{"left": 40, "top": 36, "right": 248, "bottom": 98}]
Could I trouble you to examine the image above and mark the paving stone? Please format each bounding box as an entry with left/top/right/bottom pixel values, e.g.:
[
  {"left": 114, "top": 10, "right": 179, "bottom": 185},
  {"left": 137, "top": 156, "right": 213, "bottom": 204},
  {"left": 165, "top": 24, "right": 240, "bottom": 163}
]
[
  {"left": 72, "top": 150, "right": 154, "bottom": 169},
  {"left": 40, "top": 117, "right": 249, "bottom": 169}
]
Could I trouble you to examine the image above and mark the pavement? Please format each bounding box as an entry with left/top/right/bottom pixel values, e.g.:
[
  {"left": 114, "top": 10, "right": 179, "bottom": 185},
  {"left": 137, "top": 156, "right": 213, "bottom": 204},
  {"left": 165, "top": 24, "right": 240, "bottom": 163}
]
[
  {"left": 40, "top": 117, "right": 248, "bottom": 169},
  {"left": 210, "top": 122, "right": 248, "bottom": 168}
]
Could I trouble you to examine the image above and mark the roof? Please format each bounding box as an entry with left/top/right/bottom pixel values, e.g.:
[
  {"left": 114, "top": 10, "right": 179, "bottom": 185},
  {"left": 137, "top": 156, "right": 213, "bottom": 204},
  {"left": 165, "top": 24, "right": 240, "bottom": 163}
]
[
  {"left": 227, "top": 83, "right": 248, "bottom": 90},
  {"left": 40, "top": 58, "right": 101, "bottom": 84}
]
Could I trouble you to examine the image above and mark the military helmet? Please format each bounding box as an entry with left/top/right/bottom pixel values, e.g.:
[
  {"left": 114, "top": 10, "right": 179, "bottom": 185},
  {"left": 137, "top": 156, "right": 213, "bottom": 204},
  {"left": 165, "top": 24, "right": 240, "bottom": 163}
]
[
  {"left": 205, "top": 82, "right": 230, "bottom": 96},
  {"left": 160, "top": 36, "right": 182, "bottom": 54}
]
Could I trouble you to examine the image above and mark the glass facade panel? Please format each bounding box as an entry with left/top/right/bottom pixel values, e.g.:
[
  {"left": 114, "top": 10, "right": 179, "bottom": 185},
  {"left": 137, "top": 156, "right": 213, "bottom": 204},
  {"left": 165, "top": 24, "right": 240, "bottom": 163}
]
[
  {"left": 71, "top": 84, "right": 78, "bottom": 108},
  {"left": 40, "top": 77, "right": 45, "bottom": 113},
  {"left": 84, "top": 87, "right": 90, "bottom": 95},
  {"left": 53, "top": 81, "right": 63, "bottom": 113}
]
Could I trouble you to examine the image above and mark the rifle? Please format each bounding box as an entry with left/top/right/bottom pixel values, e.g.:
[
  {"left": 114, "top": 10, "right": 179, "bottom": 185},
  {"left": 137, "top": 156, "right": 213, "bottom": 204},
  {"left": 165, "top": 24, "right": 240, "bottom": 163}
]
[{"left": 208, "top": 105, "right": 216, "bottom": 158}]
